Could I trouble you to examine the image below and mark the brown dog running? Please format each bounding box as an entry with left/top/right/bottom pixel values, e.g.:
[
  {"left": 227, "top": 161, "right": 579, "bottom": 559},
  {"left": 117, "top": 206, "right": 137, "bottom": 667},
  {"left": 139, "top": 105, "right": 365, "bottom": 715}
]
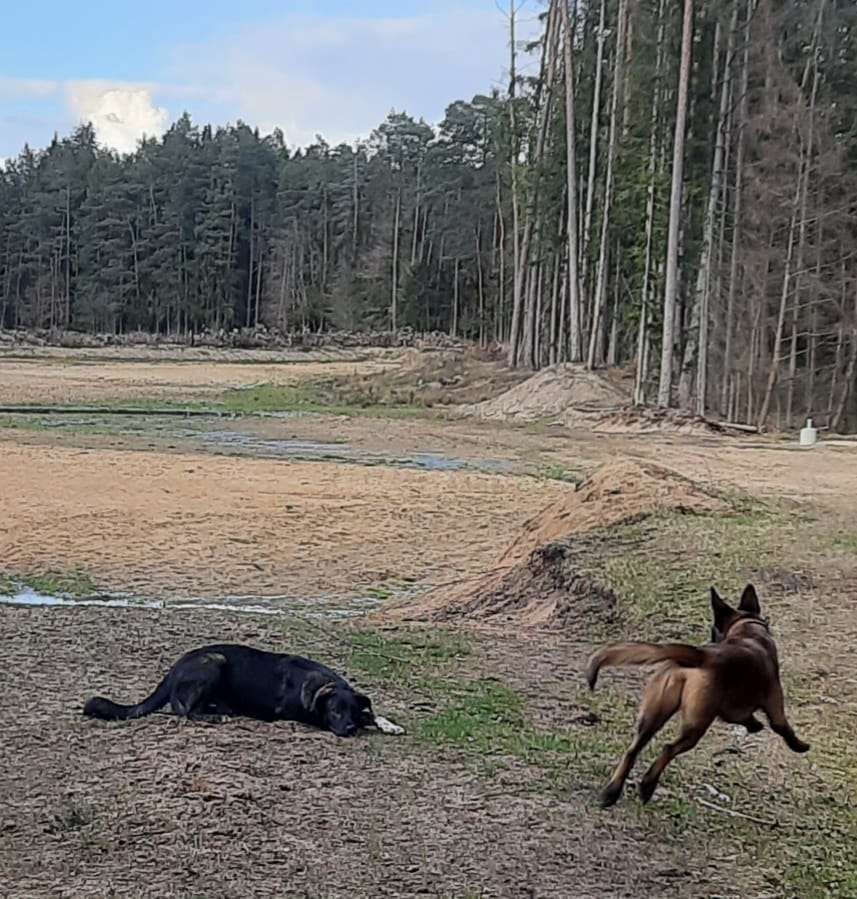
[{"left": 586, "top": 584, "right": 809, "bottom": 807}]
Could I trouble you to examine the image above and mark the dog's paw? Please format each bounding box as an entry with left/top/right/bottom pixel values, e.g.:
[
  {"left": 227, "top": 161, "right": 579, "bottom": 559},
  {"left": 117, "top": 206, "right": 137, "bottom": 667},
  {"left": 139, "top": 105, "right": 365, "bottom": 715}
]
[
  {"left": 638, "top": 778, "right": 658, "bottom": 804},
  {"left": 374, "top": 715, "right": 405, "bottom": 736},
  {"left": 599, "top": 784, "right": 622, "bottom": 809}
]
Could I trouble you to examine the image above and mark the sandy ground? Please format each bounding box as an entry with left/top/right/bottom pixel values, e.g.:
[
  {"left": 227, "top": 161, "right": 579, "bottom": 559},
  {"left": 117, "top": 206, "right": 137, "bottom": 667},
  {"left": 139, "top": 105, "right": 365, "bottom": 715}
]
[
  {"left": 0, "top": 357, "right": 392, "bottom": 406},
  {"left": 0, "top": 441, "right": 568, "bottom": 599}
]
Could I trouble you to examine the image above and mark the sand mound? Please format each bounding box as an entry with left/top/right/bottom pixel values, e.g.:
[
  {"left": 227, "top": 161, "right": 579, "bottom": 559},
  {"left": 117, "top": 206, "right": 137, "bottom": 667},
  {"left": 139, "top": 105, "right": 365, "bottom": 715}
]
[
  {"left": 462, "top": 363, "right": 628, "bottom": 421},
  {"left": 417, "top": 541, "right": 621, "bottom": 630},
  {"left": 590, "top": 406, "right": 736, "bottom": 436},
  {"left": 382, "top": 461, "right": 725, "bottom": 631},
  {"left": 336, "top": 347, "right": 527, "bottom": 408},
  {"left": 499, "top": 460, "right": 724, "bottom": 567}
]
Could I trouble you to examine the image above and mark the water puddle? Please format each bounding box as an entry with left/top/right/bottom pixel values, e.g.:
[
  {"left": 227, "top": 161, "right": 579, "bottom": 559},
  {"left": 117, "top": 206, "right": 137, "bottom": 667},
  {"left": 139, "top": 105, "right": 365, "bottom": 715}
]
[
  {"left": 197, "top": 430, "right": 513, "bottom": 473},
  {"left": 0, "top": 587, "right": 384, "bottom": 620},
  {"left": 5, "top": 412, "right": 514, "bottom": 473}
]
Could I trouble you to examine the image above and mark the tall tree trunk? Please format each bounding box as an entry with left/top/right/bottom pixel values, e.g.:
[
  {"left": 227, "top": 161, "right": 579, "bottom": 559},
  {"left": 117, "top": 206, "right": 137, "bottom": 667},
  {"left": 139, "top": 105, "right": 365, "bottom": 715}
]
[
  {"left": 352, "top": 150, "right": 360, "bottom": 264},
  {"left": 246, "top": 196, "right": 255, "bottom": 328},
  {"left": 559, "top": 0, "right": 583, "bottom": 362},
  {"left": 828, "top": 262, "right": 847, "bottom": 422},
  {"left": 391, "top": 186, "right": 401, "bottom": 330},
  {"left": 452, "top": 256, "right": 460, "bottom": 338},
  {"left": 587, "top": 0, "right": 627, "bottom": 369},
  {"left": 757, "top": 178, "right": 802, "bottom": 428},
  {"left": 507, "top": 0, "right": 523, "bottom": 364},
  {"left": 65, "top": 185, "right": 71, "bottom": 326},
  {"left": 758, "top": 0, "right": 825, "bottom": 428},
  {"left": 805, "top": 212, "right": 822, "bottom": 418},
  {"left": 549, "top": 250, "right": 560, "bottom": 365},
  {"left": 721, "top": 0, "right": 753, "bottom": 415},
  {"left": 475, "top": 225, "right": 485, "bottom": 346},
  {"left": 787, "top": 0, "right": 825, "bottom": 427},
  {"left": 582, "top": 0, "right": 607, "bottom": 311},
  {"left": 496, "top": 175, "right": 506, "bottom": 342},
  {"left": 679, "top": 10, "right": 736, "bottom": 415},
  {"left": 518, "top": 1, "right": 560, "bottom": 368},
  {"left": 832, "top": 287, "right": 857, "bottom": 432},
  {"left": 607, "top": 245, "right": 621, "bottom": 367},
  {"left": 657, "top": 0, "right": 694, "bottom": 407},
  {"left": 634, "top": 0, "right": 667, "bottom": 405}
]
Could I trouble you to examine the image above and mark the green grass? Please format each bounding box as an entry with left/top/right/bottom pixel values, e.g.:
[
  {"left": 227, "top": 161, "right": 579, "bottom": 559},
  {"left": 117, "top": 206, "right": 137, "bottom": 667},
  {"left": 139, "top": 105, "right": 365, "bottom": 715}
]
[
  {"left": 591, "top": 503, "right": 798, "bottom": 639},
  {"left": 0, "top": 414, "right": 55, "bottom": 431},
  {"left": 346, "top": 630, "right": 471, "bottom": 681},
  {"left": 216, "top": 382, "right": 426, "bottom": 419},
  {"left": 529, "top": 463, "right": 582, "bottom": 484},
  {"left": 0, "top": 379, "right": 428, "bottom": 420},
  {"left": 825, "top": 530, "right": 857, "bottom": 555},
  {"left": 0, "top": 568, "right": 97, "bottom": 597}
]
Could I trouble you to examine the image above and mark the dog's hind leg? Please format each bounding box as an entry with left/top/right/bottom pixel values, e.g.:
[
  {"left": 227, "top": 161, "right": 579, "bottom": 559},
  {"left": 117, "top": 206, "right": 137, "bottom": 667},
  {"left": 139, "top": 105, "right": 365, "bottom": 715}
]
[
  {"left": 599, "top": 675, "right": 681, "bottom": 808},
  {"left": 170, "top": 653, "right": 226, "bottom": 719},
  {"left": 638, "top": 715, "right": 713, "bottom": 804},
  {"left": 763, "top": 685, "right": 810, "bottom": 753},
  {"left": 740, "top": 714, "right": 765, "bottom": 734}
]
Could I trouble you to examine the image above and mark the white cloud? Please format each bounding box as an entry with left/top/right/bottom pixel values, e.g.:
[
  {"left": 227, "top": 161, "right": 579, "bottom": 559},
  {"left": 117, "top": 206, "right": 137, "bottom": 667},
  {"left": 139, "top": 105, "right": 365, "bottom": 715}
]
[
  {"left": 0, "top": 77, "right": 171, "bottom": 154},
  {"left": 65, "top": 83, "right": 169, "bottom": 154}
]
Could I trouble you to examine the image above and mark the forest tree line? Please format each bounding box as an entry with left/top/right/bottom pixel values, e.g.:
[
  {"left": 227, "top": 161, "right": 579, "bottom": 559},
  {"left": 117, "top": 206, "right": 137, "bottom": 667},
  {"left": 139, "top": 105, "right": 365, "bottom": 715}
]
[{"left": 1, "top": 0, "right": 855, "bottom": 428}]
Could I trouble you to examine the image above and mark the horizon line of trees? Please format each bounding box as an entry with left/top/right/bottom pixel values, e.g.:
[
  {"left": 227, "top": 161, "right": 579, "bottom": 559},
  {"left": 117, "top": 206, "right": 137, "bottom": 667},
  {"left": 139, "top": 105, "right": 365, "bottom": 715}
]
[{"left": 1, "top": 0, "right": 856, "bottom": 429}]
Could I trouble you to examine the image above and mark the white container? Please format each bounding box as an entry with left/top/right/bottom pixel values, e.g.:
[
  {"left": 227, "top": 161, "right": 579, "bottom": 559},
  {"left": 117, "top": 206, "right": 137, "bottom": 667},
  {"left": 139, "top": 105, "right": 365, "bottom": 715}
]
[{"left": 799, "top": 418, "right": 817, "bottom": 447}]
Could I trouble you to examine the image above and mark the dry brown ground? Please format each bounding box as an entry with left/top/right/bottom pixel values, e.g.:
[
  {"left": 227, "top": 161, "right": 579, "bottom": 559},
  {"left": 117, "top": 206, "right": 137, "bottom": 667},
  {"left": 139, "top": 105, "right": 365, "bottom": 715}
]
[
  {"left": 0, "top": 355, "right": 393, "bottom": 406},
  {"left": 0, "top": 606, "right": 771, "bottom": 899},
  {"left": 2, "top": 348, "right": 857, "bottom": 898},
  {"left": 0, "top": 441, "right": 568, "bottom": 599}
]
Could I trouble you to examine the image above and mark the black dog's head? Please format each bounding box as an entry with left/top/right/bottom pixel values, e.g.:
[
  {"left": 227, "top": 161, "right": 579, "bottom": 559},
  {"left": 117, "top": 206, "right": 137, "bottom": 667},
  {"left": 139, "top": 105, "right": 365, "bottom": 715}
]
[
  {"left": 709, "top": 583, "right": 767, "bottom": 643},
  {"left": 301, "top": 672, "right": 373, "bottom": 737}
]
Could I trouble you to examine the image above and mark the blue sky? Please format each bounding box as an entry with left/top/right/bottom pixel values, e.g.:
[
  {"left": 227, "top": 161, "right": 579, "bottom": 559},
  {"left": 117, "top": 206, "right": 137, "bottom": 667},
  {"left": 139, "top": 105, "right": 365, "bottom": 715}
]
[{"left": 1, "top": 0, "right": 543, "bottom": 159}]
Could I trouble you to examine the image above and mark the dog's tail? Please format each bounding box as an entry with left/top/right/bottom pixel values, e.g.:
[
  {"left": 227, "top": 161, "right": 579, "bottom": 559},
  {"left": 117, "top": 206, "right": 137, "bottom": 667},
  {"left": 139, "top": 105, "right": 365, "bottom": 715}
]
[
  {"left": 83, "top": 673, "right": 171, "bottom": 721},
  {"left": 586, "top": 642, "right": 706, "bottom": 690}
]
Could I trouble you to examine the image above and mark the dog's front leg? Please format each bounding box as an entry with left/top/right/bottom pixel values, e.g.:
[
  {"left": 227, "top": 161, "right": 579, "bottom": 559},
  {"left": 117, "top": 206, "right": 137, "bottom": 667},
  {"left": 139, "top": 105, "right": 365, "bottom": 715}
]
[
  {"left": 373, "top": 715, "right": 405, "bottom": 736},
  {"left": 764, "top": 686, "right": 810, "bottom": 753}
]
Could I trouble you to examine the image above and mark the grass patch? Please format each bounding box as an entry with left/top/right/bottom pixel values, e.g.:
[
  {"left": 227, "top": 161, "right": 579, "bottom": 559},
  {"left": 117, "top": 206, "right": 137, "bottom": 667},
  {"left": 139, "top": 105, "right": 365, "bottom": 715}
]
[
  {"left": 825, "top": 529, "right": 857, "bottom": 555},
  {"left": 414, "top": 677, "right": 638, "bottom": 791},
  {"left": 529, "top": 463, "right": 582, "bottom": 484},
  {"left": 0, "top": 414, "right": 55, "bottom": 431},
  {"left": 217, "top": 382, "right": 426, "bottom": 419},
  {"left": 0, "top": 568, "right": 97, "bottom": 597},
  {"left": 590, "top": 503, "right": 797, "bottom": 639},
  {"left": 346, "top": 630, "right": 471, "bottom": 681}
]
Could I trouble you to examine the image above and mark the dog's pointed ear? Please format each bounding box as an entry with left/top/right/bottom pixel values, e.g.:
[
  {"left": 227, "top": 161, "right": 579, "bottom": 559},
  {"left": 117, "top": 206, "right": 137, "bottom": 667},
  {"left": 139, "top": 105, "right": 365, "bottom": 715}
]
[
  {"left": 301, "top": 672, "right": 337, "bottom": 714},
  {"left": 710, "top": 587, "right": 733, "bottom": 629},
  {"left": 738, "top": 583, "right": 761, "bottom": 616}
]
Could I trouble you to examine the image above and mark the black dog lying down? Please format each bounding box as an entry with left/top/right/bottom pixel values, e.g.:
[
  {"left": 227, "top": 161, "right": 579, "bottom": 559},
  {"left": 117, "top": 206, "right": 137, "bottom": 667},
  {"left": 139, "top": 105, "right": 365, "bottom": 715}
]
[{"left": 83, "top": 643, "right": 404, "bottom": 738}]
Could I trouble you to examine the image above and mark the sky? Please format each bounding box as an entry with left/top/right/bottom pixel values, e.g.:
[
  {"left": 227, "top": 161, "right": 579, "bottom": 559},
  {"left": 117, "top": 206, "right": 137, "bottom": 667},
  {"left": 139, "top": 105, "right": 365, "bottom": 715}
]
[{"left": 0, "top": 0, "right": 543, "bottom": 161}]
